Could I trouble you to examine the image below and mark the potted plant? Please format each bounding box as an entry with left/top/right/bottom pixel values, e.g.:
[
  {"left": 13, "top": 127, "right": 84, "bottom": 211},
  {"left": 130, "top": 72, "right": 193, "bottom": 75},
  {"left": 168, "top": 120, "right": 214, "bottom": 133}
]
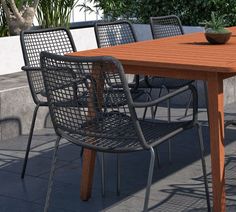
[{"left": 204, "top": 12, "right": 231, "bottom": 44}]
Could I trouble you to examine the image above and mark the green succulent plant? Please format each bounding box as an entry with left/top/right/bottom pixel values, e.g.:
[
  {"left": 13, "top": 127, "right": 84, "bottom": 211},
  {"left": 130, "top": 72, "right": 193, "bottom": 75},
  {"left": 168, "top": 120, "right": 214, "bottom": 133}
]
[{"left": 204, "top": 12, "right": 229, "bottom": 33}]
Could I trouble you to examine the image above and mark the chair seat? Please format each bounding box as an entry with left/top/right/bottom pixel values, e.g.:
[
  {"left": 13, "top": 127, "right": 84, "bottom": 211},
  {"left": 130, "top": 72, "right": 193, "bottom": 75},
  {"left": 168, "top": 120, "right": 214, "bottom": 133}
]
[
  {"left": 147, "top": 77, "right": 193, "bottom": 89},
  {"left": 58, "top": 111, "right": 193, "bottom": 153}
]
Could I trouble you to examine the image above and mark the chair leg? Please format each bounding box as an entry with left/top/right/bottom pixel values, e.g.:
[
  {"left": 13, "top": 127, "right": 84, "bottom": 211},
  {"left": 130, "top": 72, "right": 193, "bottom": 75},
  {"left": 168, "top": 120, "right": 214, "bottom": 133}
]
[
  {"left": 80, "top": 147, "right": 84, "bottom": 158},
  {"left": 116, "top": 154, "right": 121, "bottom": 196},
  {"left": 143, "top": 88, "right": 153, "bottom": 120},
  {"left": 21, "top": 104, "right": 40, "bottom": 179},
  {"left": 154, "top": 147, "right": 161, "bottom": 169},
  {"left": 167, "top": 98, "right": 172, "bottom": 164},
  {"left": 101, "top": 153, "right": 105, "bottom": 197},
  {"left": 43, "top": 136, "right": 61, "bottom": 212},
  {"left": 153, "top": 88, "right": 163, "bottom": 118},
  {"left": 203, "top": 81, "right": 209, "bottom": 124},
  {"left": 184, "top": 93, "right": 192, "bottom": 117},
  {"left": 196, "top": 124, "right": 211, "bottom": 212},
  {"left": 143, "top": 147, "right": 155, "bottom": 212}
]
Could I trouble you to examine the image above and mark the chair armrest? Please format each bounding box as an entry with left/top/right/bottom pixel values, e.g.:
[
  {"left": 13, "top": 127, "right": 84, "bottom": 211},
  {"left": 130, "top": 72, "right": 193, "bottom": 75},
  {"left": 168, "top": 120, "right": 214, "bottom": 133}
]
[
  {"left": 21, "top": 66, "right": 41, "bottom": 72},
  {"left": 133, "top": 85, "right": 195, "bottom": 107},
  {"left": 133, "top": 84, "right": 198, "bottom": 122}
]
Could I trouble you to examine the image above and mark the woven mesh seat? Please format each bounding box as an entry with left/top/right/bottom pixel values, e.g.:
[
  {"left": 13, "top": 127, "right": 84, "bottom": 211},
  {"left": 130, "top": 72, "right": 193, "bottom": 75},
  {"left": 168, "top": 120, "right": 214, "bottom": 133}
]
[
  {"left": 61, "top": 118, "right": 191, "bottom": 153},
  {"left": 41, "top": 52, "right": 210, "bottom": 212},
  {"left": 20, "top": 27, "right": 76, "bottom": 179},
  {"left": 40, "top": 52, "right": 197, "bottom": 152}
]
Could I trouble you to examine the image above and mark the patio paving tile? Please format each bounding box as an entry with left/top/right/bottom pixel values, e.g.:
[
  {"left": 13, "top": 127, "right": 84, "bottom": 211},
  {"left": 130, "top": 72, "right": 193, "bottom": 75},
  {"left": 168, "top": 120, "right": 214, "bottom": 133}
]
[{"left": 0, "top": 106, "right": 236, "bottom": 211}]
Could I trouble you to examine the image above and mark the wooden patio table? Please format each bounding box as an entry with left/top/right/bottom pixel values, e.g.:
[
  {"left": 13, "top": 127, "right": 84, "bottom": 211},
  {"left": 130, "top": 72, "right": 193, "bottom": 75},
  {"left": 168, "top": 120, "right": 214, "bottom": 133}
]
[{"left": 68, "top": 27, "right": 236, "bottom": 211}]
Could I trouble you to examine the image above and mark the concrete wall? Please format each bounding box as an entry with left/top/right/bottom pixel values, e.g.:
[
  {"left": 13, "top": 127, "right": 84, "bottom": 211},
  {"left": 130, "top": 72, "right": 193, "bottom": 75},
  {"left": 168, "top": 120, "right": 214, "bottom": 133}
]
[{"left": 0, "top": 27, "right": 98, "bottom": 75}]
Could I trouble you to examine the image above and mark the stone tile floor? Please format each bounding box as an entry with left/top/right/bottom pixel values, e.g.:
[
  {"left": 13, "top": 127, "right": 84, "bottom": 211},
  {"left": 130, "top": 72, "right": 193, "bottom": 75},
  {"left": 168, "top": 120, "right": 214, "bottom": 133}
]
[{"left": 0, "top": 106, "right": 236, "bottom": 212}]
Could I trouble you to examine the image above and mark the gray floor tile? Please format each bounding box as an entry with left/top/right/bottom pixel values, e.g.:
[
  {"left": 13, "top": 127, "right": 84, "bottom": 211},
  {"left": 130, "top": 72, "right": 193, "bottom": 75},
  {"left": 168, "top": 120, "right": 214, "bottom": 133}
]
[{"left": 0, "top": 105, "right": 236, "bottom": 211}]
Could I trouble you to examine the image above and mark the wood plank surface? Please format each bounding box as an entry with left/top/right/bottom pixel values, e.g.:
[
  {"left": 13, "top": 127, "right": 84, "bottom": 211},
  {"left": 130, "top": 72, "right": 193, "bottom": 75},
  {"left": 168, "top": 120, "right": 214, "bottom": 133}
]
[{"left": 69, "top": 27, "right": 236, "bottom": 74}]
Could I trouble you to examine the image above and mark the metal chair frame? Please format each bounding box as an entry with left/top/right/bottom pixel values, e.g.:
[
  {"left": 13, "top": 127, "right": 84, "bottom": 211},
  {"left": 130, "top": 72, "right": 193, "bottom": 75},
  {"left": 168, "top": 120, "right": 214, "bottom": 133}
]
[
  {"left": 150, "top": 15, "right": 209, "bottom": 163},
  {"left": 150, "top": 15, "right": 194, "bottom": 112},
  {"left": 20, "top": 27, "right": 76, "bottom": 178},
  {"left": 94, "top": 20, "right": 150, "bottom": 92},
  {"left": 94, "top": 20, "right": 158, "bottom": 195},
  {"left": 40, "top": 52, "right": 210, "bottom": 212}
]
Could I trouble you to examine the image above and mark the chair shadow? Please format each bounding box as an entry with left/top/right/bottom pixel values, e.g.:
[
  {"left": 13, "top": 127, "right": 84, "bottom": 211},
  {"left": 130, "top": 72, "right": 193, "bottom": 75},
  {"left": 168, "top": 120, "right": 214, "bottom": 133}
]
[
  {"left": 0, "top": 123, "right": 236, "bottom": 211},
  {"left": 148, "top": 154, "right": 236, "bottom": 211},
  {"left": 0, "top": 117, "right": 22, "bottom": 138}
]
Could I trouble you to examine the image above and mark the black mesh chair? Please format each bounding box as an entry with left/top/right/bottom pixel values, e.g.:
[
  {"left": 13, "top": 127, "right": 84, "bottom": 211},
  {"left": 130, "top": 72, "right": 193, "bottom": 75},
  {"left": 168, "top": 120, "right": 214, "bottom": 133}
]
[
  {"left": 150, "top": 15, "right": 194, "bottom": 115},
  {"left": 150, "top": 15, "right": 209, "bottom": 163},
  {"left": 94, "top": 20, "right": 152, "bottom": 117},
  {"left": 20, "top": 27, "right": 76, "bottom": 179},
  {"left": 94, "top": 20, "right": 158, "bottom": 194},
  {"left": 40, "top": 52, "right": 210, "bottom": 212}
]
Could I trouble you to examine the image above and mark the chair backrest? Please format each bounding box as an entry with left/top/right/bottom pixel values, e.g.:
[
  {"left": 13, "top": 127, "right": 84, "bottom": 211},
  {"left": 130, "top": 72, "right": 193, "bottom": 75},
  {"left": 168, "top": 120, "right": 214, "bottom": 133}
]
[
  {"left": 40, "top": 52, "right": 145, "bottom": 152},
  {"left": 94, "top": 21, "right": 138, "bottom": 84},
  {"left": 94, "top": 20, "right": 137, "bottom": 48},
  {"left": 150, "top": 15, "right": 184, "bottom": 39},
  {"left": 20, "top": 27, "right": 76, "bottom": 104}
]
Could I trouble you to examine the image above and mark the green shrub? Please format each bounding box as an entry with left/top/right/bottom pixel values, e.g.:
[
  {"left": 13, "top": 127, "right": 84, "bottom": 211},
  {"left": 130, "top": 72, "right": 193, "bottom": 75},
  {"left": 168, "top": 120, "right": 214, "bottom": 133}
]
[
  {"left": 89, "top": 0, "right": 236, "bottom": 26},
  {"left": 0, "top": 5, "right": 8, "bottom": 37}
]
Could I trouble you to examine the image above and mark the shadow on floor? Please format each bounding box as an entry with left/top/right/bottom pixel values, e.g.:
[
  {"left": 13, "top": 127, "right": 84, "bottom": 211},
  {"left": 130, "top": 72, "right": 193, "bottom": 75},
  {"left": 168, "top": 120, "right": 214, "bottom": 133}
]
[{"left": 0, "top": 122, "right": 236, "bottom": 211}]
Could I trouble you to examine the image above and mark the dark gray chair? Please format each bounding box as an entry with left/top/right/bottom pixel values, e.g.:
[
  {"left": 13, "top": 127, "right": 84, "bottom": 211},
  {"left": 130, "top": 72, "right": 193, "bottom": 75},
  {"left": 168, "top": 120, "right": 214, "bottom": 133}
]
[
  {"left": 94, "top": 20, "right": 159, "bottom": 195},
  {"left": 20, "top": 27, "right": 76, "bottom": 178},
  {"left": 150, "top": 15, "right": 209, "bottom": 163},
  {"left": 94, "top": 20, "right": 152, "bottom": 117},
  {"left": 150, "top": 15, "right": 194, "bottom": 116},
  {"left": 40, "top": 51, "right": 210, "bottom": 212}
]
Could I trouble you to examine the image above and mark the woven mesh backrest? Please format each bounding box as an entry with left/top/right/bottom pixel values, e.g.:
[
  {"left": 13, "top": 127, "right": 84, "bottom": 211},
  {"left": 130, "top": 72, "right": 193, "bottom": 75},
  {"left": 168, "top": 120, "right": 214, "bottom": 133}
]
[
  {"left": 95, "top": 21, "right": 137, "bottom": 83},
  {"left": 150, "top": 15, "right": 184, "bottom": 39},
  {"left": 150, "top": 16, "right": 192, "bottom": 88},
  {"left": 40, "top": 52, "right": 140, "bottom": 145},
  {"left": 95, "top": 21, "right": 137, "bottom": 48},
  {"left": 21, "top": 28, "right": 76, "bottom": 95}
]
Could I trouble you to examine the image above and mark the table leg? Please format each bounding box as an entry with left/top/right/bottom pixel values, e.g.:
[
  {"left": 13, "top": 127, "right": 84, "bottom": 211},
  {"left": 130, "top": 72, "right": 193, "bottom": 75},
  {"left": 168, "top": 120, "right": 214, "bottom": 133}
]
[
  {"left": 80, "top": 149, "right": 96, "bottom": 201},
  {"left": 80, "top": 64, "right": 103, "bottom": 201},
  {"left": 207, "top": 73, "right": 226, "bottom": 212}
]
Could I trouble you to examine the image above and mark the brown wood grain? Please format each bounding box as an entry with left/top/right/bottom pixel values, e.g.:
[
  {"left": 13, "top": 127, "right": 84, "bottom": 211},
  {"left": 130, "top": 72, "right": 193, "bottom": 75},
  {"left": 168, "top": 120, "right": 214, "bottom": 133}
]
[
  {"left": 207, "top": 73, "right": 226, "bottom": 212},
  {"left": 68, "top": 29, "right": 236, "bottom": 211},
  {"left": 69, "top": 27, "right": 236, "bottom": 74},
  {"left": 80, "top": 149, "right": 96, "bottom": 200}
]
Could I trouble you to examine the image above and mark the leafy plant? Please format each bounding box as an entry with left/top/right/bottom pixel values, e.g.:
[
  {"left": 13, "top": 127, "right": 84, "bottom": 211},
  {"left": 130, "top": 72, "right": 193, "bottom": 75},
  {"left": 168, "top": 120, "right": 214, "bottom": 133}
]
[
  {"left": 86, "top": 0, "right": 236, "bottom": 26},
  {"left": 203, "top": 12, "right": 229, "bottom": 33},
  {"left": 0, "top": 4, "right": 8, "bottom": 36},
  {"left": 1, "top": 0, "right": 39, "bottom": 35},
  {"left": 37, "top": 0, "right": 78, "bottom": 28},
  {"left": 83, "top": 0, "right": 139, "bottom": 21}
]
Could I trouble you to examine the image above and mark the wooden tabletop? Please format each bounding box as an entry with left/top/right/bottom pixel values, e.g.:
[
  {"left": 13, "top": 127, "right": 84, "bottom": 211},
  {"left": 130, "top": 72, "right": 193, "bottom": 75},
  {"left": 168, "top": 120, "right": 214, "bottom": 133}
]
[{"left": 69, "top": 27, "right": 236, "bottom": 74}]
